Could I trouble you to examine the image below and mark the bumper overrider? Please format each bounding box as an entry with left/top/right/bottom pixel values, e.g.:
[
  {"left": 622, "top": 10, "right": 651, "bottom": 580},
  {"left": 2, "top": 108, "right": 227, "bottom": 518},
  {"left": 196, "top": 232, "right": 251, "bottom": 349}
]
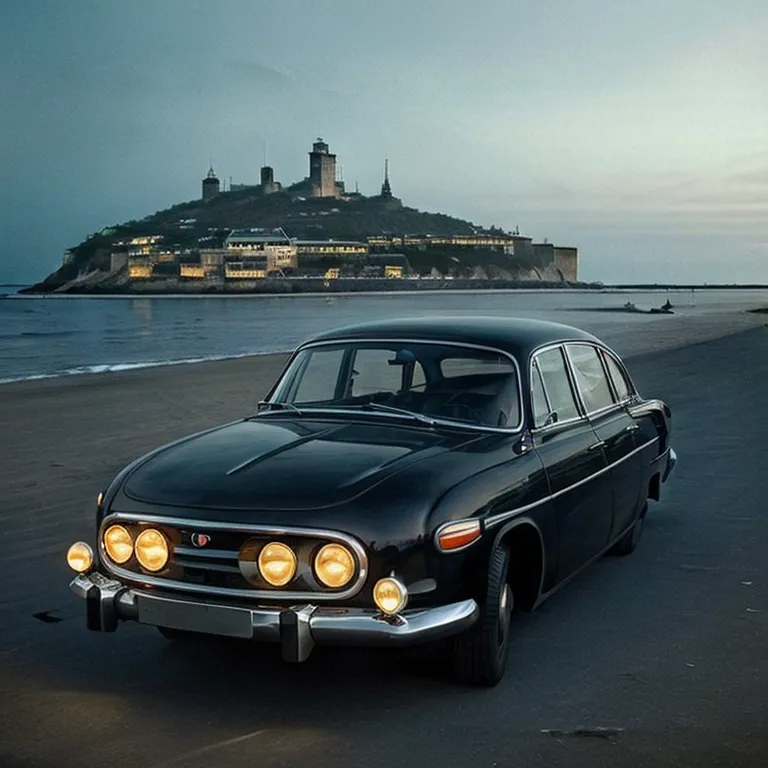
[
  {"left": 69, "top": 571, "right": 480, "bottom": 662},
  {"left": 663, "top": 447, "right": 677, "bottom": 482}
]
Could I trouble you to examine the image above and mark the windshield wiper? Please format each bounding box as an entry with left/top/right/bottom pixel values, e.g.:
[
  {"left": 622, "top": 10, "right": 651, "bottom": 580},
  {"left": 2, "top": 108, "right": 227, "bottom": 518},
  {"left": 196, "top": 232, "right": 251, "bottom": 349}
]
[
  {"left": 353, "top": 402, "right": 438, "bottom": 427},
  {"left": 251, "top": 400, "right": 303, "bottom": 417}
]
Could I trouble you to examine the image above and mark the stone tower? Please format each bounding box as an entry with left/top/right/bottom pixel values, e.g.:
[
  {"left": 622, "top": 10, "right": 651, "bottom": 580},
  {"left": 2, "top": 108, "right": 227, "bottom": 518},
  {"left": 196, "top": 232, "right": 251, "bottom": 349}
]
[
  {"left": 202, "top": 165, "right": 220, "bottom": 200},
  {"left": 308, "top": 138, "right": 338, "bottom": 198}
]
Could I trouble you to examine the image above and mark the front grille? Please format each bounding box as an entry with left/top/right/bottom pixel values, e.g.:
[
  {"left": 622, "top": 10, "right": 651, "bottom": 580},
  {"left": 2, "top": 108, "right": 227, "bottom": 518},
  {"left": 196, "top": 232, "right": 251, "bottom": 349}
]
[{"left": 98, "top": 514, "right": 368, "bottom": 602}]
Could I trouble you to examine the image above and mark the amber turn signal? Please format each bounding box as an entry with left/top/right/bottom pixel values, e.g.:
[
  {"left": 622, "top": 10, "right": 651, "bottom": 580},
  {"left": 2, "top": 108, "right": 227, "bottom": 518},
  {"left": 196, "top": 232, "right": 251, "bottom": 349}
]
[{"left": 436, "top": 520, "right": 482, "bottom": 552}]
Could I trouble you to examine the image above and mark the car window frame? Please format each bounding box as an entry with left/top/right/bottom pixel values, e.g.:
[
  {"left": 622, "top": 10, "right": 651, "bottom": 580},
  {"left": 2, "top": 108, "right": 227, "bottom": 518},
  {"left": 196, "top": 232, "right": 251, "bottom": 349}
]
[
  {"left": 528, "top": 342, "right": 586, "bottom": 432},
  {"left": 266, "top": 337, "right": 526, "bottom": 434},
  {"left": 599, "top": 348, "right": 637, "bottom": 403},
  {"left": 563, "top": 341, "right": 630, "bottom": 418}
]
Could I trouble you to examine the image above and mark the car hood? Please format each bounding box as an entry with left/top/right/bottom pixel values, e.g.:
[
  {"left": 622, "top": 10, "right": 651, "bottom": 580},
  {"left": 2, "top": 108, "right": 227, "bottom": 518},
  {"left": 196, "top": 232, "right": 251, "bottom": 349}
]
[{"left": 121, "top": 416, "right": 481, "bottom": 511}]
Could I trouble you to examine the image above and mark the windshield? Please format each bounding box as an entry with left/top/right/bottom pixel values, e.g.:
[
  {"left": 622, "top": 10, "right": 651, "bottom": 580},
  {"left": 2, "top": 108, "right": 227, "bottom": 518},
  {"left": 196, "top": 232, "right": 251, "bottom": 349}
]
[{"left": 266, "top": 340, "right": 522, "bottom": 429}]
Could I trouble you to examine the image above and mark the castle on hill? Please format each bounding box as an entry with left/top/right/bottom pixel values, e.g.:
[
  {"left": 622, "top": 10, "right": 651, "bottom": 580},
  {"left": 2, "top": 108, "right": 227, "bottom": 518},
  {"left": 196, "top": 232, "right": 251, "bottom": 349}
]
[{"left": 201, "top": 138, "right": 397, "bottom": 204}]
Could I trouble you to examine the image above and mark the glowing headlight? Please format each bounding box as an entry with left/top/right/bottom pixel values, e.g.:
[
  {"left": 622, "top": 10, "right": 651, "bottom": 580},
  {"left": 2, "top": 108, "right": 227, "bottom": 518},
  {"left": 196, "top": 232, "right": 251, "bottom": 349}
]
[
  {"left": 373, "top": 577, "right": 408, "bottom": 615},
  {"left": 314, "top": 543, "right": 355, "bottom": 588},
  {"left": 103, "top": 524, "right": 133, "bottom": 564},
  {"left": 67, "top": 541, "right": 94, "bottom": 573},
  {"left": 258, "top": 542, "right": 297, "bottom": 587},
  {"left": 135, "top": 528, "right": 169, "bottom": 572}
]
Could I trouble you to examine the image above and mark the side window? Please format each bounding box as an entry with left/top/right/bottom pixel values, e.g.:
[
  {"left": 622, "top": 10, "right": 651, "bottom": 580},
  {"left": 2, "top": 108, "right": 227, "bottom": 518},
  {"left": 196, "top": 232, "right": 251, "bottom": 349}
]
[
  {"left": 350, "top": 349, "right": 403, "bottom": 396},
  {"left": 534, "top": 348, "right": 580, "bottom": 423},
  {"left": 531, "top": 361, "right": 551, "bottom": 426},
  {"left": 602, "top": 352, "right": 632, "bottom": 401},
  {"left": 567, "top": 344, "right": 615, "bottom": 413},
  {"left": 291, "top": 348, "right": 344, "bottom": 403}
]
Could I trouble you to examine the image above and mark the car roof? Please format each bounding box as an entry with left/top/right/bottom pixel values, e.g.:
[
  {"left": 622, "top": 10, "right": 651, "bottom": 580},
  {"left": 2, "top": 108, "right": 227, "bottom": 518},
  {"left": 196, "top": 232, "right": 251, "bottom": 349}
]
[{"left": 301, "top": 315, "right": 603, "bottom": 359}]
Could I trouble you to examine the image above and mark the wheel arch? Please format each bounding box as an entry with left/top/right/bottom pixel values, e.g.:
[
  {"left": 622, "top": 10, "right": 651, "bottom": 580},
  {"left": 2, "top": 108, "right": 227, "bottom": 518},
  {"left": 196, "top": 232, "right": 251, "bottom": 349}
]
[{"left": 490, "top": 516, "right": 545, "bottom": 612}]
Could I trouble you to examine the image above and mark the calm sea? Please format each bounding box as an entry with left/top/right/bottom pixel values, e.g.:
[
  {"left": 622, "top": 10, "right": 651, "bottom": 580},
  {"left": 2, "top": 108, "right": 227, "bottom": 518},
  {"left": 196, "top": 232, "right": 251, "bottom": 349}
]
[{"left": 1, "top": 285, "right": 766, "bottom": 384}]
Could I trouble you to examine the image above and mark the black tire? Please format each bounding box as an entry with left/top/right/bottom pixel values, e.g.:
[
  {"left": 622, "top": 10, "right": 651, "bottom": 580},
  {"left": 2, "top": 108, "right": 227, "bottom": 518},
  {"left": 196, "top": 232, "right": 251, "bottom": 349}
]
[
  {"left": 450, "top": 544, "right": 513, "bottom": 687},
  {"left": 610, "top": 503, "right": 647, "bottom": 556}
]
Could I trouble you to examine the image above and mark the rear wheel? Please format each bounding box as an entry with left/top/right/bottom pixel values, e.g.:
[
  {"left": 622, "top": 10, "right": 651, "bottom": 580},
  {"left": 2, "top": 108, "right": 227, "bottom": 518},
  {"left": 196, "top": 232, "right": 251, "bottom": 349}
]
[
  {"left": 450, "top": 544, "right": 513, "bottom": 687},
  {"left": 610, "top": 503, "right": 647, "bottom": 556}
]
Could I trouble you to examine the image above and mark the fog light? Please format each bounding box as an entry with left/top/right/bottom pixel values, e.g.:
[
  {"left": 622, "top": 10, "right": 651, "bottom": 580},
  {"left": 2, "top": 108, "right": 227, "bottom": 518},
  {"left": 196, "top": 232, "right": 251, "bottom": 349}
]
[
  {"left": 67, "top": 542, "right": 94, "bottom": 573},
  {"left": 103, "top": 524, "right": 133, "bottom": 564},
  {"left": 314, "top": 543, "right": 355, "bottom": 588},
  {"left": 373, "top": 577, "right": 408, "bottom": 615},
  {"left": 258, "top": 542, "right": 297, "bottom": 587},
  {"left": 135, "top": 528, "right": 169, "bottom": 572}
]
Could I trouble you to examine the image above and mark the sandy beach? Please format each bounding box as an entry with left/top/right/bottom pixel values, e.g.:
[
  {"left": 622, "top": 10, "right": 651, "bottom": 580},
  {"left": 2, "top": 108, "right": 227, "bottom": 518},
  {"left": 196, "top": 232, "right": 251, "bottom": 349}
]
[{"left": 1, "top": 309, "right": 767, "bottom": 767}]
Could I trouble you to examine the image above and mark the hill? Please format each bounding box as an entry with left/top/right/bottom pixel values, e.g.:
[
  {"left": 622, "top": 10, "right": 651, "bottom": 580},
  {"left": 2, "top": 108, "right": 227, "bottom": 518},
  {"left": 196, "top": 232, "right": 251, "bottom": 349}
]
[{"left": 23, "top": 187, "right": 581, "bottom": 292}]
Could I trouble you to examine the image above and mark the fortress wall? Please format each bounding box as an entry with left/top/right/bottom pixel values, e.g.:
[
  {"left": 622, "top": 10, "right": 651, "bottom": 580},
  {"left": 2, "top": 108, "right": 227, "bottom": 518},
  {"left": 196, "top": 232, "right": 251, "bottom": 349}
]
[{"left": 554, "top": 247, "right": 578, "bottom": 282}]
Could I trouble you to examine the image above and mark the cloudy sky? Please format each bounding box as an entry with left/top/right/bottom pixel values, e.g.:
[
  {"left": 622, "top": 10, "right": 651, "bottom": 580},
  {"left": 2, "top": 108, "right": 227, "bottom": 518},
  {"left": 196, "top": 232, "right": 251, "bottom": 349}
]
[{"left": 1, "top": 0, "right": 766, "bottom": 284}]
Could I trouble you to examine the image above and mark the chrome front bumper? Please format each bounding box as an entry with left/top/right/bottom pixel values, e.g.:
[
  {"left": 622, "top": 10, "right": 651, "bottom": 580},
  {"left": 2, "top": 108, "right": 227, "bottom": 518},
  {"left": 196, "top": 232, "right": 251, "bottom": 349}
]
[{"left": 69, "top": 572, "right": 479, "bottom": 662}]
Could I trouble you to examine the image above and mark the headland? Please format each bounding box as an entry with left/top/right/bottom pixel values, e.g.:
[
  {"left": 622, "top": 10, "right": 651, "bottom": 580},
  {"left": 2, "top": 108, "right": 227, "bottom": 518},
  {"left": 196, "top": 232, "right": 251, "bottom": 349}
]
[{"left": 22, "top": 137, "right": 588, "bottom": 295}]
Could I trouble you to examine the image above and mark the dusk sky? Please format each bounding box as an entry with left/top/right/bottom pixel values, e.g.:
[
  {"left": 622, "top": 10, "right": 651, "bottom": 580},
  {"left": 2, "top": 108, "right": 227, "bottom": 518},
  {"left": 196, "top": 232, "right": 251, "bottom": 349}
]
[{"left": 1, "top": 0, "right": 766, "bottom": 285}]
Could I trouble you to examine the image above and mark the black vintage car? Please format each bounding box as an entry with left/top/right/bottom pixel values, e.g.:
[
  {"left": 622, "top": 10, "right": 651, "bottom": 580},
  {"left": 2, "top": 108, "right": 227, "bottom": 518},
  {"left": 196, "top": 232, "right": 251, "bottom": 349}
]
[{"left": 66, "top": 316, "right": 676, "bottom": 686}]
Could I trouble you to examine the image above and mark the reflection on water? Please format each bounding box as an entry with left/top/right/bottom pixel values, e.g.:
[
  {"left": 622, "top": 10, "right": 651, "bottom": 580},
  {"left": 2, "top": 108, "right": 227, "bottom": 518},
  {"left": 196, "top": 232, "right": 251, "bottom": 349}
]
[{"left": 131, "top": 298, "right": 154, "bottom": 336}]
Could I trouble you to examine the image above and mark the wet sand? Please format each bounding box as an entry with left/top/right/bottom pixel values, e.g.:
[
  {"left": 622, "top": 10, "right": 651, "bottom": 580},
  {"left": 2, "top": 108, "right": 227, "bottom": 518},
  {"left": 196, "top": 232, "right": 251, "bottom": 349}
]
[{"left": 0, "top": 310, "right": 767, "bottom": 767}]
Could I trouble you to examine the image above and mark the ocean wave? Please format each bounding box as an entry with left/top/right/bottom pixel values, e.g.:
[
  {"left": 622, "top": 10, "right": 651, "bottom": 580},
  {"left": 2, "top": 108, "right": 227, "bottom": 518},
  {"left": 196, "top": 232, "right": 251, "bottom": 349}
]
[{"left": 0, "top": 349, "right": 291, "bottom": 385}]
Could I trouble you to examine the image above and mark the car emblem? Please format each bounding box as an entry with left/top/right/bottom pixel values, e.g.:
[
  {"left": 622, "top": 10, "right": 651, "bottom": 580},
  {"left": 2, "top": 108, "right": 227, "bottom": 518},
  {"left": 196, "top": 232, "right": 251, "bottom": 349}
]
[{"left": 191, "top": 533, "right": 211, "bottom": 548}]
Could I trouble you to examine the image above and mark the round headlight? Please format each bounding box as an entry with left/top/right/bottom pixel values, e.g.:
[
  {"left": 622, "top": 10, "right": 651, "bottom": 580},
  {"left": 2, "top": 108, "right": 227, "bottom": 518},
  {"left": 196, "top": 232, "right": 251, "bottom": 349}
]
[
  {"left": 373, "top": 577, "right": 408, "bottom": 615},
  {"left": 135, "top": 528, "right": 169, "bottom": 572},
  {"left": 314, "top": 543, "right": 355, "bottom": 588},
  {"left": 103, "top": 524, "right": 133, "bottom": 564},
  {"left": 67, "top": 541, "right": 94, "bottom": 573},
  {"left": 258, "top": 542, "right": 297, "bottom": 587}
]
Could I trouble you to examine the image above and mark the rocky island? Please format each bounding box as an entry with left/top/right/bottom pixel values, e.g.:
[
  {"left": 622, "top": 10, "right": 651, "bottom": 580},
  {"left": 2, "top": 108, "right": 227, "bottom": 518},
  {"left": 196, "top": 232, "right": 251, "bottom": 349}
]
[{"left": 23, "top": 138, "right": 593, "bottom": 295}]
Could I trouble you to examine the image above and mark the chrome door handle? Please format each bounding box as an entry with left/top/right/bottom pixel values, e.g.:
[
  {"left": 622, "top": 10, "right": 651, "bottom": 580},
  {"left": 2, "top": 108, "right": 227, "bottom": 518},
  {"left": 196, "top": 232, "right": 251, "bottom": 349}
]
[
  {"left": 624, "top": 424, "right": 640, "bottom": 433},
  {"left": 587, "top": 440, "right": 606, "bottom": 452}
]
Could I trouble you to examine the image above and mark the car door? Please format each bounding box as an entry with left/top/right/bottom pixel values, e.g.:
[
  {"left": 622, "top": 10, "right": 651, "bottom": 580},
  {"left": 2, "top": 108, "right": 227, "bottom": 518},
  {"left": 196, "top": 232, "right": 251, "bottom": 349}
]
[
  {"left": 565, "top": 343, "right": 643, "bottom": 544},
  {"left": 530, "top": 345, "right": 613, "bottom": 583}
]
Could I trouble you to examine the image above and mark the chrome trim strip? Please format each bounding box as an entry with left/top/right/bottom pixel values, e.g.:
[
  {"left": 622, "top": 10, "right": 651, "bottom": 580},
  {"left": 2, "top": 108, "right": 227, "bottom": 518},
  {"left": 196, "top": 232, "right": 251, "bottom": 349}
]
[
  {"left": 173, "top": 546, "right": 238, "bottom": 560},
  {"left": 265, "top": 337, "right": 526, "bottom": 435},
  {"left": 484, "top": 436, "right": 660, "bottom": 527},
  {"left": 97, "top": 513, "right": 369, "bottom": 602}
]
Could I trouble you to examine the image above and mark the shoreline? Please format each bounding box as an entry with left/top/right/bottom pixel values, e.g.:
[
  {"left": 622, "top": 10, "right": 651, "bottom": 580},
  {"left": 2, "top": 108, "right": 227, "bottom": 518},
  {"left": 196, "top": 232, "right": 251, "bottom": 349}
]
[
  {"left": 2, "top": 308, "right": 765, "bottom": 390},
  {"left": 6, "top": 285, "right": 768, "bottom": 300}
]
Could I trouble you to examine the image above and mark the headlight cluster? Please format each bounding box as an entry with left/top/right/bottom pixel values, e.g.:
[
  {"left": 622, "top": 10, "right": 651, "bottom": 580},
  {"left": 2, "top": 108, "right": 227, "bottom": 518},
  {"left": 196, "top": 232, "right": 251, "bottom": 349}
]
[
  {"left": 101, "top": 524, "right": 170, "bottom": 572},
  {"left": 254, "top": 540, "right": 357, "bottom": 589}
]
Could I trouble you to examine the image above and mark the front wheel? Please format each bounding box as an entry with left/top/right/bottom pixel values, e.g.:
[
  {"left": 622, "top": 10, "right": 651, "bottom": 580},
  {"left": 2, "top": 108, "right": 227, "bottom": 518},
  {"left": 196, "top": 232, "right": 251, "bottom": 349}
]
[{"left": 450, "top": 544, "right": 513, "bottom": 687}]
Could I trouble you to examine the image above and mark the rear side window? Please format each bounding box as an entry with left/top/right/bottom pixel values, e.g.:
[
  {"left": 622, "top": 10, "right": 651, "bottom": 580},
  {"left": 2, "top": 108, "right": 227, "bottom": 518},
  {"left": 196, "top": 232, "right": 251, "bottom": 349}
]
[
  {"left": 533, "top": 347, "right": 580, "bottom": 424},
  {"left": 567, "top": 344, "right": 615, "bottom": 413},
  {"left": 602, "top": 352, "right": 632, "bottom": 401}
]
